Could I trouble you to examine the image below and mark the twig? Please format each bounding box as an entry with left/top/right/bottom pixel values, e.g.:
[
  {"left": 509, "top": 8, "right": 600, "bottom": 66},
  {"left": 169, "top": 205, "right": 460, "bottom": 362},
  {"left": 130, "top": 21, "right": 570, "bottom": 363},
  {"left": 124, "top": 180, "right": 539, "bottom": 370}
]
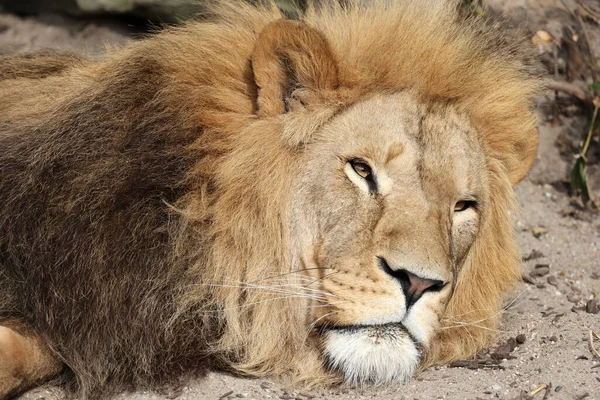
[
  {"left": 542, "top": 382, "right": 553, "bottom": 400},
  {"left": 552, "top": 44, "right": 561, "bottom": 125},
  {"left": 590, "top": 329, "right": 600, "bottom": 359},
  {"left": 530, "top": 383, "right": 547, "bottom": 396},
  {"left": 575, "top": 8, "right": 599, "bottom": 84},
  {"left": 577, "top": 0, "right": 600, "bottom": 24},
  {"left": 581, "top": 105, "right": 599, "bottom": 159},
  {"left": 448, "top": 359, "right": 505, "bottom": 370},
  {"left": 545, "top": 79, "right": 592, "bottom": 103}
]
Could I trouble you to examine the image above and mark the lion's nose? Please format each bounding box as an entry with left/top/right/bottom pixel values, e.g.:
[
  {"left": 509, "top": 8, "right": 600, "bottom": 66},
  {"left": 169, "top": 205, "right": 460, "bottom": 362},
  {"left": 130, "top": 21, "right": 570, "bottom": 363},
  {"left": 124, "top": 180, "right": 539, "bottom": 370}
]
[{"left": 379, "top": 258, "right": 446, "bottom": 309}]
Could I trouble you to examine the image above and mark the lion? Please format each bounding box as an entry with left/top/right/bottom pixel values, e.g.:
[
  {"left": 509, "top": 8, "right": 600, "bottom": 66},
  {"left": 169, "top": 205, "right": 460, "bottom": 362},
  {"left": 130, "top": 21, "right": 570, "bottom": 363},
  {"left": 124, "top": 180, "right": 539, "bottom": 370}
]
[{"left": 0, "top": 0, "right": 539, "bottom": 398}]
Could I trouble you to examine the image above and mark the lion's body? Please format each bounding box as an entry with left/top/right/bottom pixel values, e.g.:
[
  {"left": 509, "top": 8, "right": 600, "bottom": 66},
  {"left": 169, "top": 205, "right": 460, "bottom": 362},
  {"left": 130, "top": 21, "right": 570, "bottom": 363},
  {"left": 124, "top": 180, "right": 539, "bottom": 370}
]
[{"left": 0, "top": 1, "right": 539, "bottom": 398}]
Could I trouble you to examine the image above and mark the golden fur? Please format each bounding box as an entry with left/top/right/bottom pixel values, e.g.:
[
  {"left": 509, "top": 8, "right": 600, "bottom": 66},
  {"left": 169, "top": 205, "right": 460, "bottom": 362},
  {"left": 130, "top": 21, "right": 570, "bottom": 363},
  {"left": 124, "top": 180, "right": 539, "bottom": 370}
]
[{"left": 0, "top": 0, "right": 539, "bottom": 397}]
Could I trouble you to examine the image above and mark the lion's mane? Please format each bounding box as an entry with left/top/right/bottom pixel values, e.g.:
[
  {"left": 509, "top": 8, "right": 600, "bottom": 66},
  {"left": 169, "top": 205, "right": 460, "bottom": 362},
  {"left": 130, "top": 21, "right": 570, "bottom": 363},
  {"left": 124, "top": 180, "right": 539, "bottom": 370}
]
[{"left": 0, "top": 0, "right": 538, "bottom": 396}]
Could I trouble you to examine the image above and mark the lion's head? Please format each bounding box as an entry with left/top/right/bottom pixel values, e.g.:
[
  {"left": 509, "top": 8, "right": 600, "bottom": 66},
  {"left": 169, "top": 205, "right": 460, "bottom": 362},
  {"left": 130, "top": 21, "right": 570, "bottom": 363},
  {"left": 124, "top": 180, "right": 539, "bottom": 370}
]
[
  {"left": 291, "top": 92, "right": 487, "bottom": 383},
  {"left": 179, "top": 0, "right": 539, "bottom": 386}
]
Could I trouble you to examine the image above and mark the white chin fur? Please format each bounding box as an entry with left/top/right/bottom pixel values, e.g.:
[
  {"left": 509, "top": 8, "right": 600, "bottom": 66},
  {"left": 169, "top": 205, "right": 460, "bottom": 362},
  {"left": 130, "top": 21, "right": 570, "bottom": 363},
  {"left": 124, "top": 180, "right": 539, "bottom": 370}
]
[{"left": 323, "top": 324, "right": 420, "bottom": 385}]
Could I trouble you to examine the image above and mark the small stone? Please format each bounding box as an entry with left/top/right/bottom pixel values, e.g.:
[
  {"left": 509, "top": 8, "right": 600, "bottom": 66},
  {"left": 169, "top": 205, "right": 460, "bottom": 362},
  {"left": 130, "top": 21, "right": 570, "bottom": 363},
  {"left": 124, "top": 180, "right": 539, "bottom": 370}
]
[
  {"left": 523, "top": 249, "right": 544, "bottom": 261},
  {"left": 586, "top": 299, "right": 599, "bottom": 314},
  {"left": 531, "top": 264, "right": 550, "bottom": 277},
  {"left": 547, "top": 275, "right": 558, "bottom": 286},
  {"left": 531, "top": 226, "right": 547, "bottom": 238},
  {"left": 548, "top": 335, "right": 558, "bottom": 342},
  {"left": 555, "top": 385, "right": 563, "bottom": 392},
  {"left": 567, "top": 293, "right": 581, "bottom": 304},
  {"left": 219, "top": 391, "right": 234, "bottom": 400},
  {"left": 551, "top": 313, "right": 565, "bottom": 324},
  {"left": 516, "top": 334, "right": 527, "bottom": 344},
  {"left": 491, "top": 343, "right": 513, "bottom": 360},
  {"left": 260, "top": 382, "right": 272, "bottom": 390}
]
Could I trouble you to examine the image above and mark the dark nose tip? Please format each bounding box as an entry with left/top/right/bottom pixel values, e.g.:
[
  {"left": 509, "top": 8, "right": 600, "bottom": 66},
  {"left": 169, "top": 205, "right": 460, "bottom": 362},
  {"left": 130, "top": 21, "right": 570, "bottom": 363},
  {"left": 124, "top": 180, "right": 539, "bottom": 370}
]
[{"left": 379, "top": 258, "right": 446, "bottom": 309}]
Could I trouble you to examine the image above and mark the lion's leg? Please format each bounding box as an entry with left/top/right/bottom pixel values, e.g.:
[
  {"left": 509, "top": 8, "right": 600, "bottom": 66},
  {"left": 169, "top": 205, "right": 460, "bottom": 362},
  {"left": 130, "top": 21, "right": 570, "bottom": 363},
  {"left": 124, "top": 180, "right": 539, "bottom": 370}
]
[{"left": 0, "top": 324, "right": 63, "bottom": 399}]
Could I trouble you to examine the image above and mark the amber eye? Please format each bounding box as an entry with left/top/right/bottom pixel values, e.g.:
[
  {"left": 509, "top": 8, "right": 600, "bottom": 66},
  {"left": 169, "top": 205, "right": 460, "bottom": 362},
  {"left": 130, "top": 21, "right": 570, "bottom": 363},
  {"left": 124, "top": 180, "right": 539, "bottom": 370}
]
[
  {"left": 350, "top": 160, "right": 373, "bottom": 180},
  {"left": 454, "top": 200, "right": 476, "bottom": 212}
]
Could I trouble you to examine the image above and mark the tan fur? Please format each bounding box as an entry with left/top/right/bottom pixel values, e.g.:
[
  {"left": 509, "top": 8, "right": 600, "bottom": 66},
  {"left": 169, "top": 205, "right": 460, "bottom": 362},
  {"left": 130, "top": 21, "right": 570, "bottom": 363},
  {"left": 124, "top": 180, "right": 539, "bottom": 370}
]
[
  {"left": 0, "top": 0, "right": 539, "bottom": 397},
  {"left": 0, "top": 324, "right": 62, "bottom": 399}
]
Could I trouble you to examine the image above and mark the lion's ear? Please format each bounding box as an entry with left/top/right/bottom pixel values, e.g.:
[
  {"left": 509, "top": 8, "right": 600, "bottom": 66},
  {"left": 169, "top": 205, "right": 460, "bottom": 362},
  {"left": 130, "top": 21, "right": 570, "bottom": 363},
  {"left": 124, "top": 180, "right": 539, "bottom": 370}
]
[
  {"left": 251, "top": 19, "right": 338, "bottom": 117},
  {"left": 507, "top": 126, "right": 538, "bottom": 185}
]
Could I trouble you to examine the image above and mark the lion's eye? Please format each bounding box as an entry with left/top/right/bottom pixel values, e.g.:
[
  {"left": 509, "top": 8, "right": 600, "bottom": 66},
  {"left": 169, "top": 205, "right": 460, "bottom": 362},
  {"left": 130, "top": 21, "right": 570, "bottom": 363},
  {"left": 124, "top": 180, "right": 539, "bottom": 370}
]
[
  {"left": 454, "top": 200, "right": 476, "bottom": 212},
  {"left": 345, "top": 158, "right": 377, "bottom": 194},
  {"left": 350, "top": 160, "right": 373, "bottom": 180}
]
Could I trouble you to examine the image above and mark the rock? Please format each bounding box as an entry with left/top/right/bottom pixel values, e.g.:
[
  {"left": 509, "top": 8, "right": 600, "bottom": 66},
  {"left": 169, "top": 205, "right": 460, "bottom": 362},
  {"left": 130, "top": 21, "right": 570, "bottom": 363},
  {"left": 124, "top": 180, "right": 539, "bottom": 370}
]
[
  {"left": 516, "top": 334, "right": 527, "bottom": 344},
  {"left": 547, "top": 275, "right": 558, "bottom": 286},
  {"left": 567, "top": 293, "right": 581, "bottom": 303},
  {"left": 491, "top": 343, "right": 515, "bottom": 360},
  {"left": 523, "top": 249, "right": 544, "bottom": 261},
  {"left": 531, "top": 226, "right": 547, "bottom": 238},
  {"left": 586, "top": 299, "right": 599, "bottom": 314},
  {"left": 531, "top": 264, "right": 550, "bottom": 277}
]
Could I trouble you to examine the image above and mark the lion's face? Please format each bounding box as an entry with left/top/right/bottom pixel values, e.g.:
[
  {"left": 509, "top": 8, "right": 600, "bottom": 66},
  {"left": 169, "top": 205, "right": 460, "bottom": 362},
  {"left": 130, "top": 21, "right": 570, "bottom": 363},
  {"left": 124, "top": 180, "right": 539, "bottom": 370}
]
[{"left": 291, "top": 92, "right": 488, "bottom": 384}]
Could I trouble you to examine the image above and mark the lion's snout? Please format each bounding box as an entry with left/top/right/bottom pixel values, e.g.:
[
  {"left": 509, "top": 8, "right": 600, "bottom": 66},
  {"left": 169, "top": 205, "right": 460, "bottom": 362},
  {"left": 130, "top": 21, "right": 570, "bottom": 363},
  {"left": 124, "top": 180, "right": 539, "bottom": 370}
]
[{"left": 377, "top": 257, "right": 447, "bottom": 309}]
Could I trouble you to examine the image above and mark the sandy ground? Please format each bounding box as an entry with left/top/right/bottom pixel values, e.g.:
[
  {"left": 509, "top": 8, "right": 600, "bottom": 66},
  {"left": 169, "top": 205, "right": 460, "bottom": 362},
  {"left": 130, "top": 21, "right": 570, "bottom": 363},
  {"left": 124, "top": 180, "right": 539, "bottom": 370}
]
[{"left": 1, "top": 1, "right": 599, "bottom": 399}]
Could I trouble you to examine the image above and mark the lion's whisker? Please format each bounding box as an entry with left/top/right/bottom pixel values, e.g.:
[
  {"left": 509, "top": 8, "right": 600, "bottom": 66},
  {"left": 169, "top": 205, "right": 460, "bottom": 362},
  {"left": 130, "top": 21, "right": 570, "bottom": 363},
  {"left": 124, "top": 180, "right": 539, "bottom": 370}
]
[
  {"left": 195, "top": 297, "right": 349, "bottom": 315},
  {"left": 306, "top": 311, "right": 338, "bottom": 337},
  {"left": 440, "top": 322, "right": 505, "bottom": 334},
  {"left": 247, "top": 267, "right": 334, "bottom": 282},
  {"left": 219, "top": 279, "right": 343, "bottom": 299},
  {"left": 194, "top": 282, "right": 334, "bottom": 299},
  {"left": 441, "top": 288, "right": 528, "bottom": 323}
]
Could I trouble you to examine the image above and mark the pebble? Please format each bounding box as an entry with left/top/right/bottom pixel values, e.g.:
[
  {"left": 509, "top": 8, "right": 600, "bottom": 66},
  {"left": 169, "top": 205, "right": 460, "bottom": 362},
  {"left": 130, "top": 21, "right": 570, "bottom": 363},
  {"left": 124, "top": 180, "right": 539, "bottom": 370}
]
[
  {"left": 531, "top": 226, "right": 547, "bottom": 238},
  {"left": 586, "top": 299, "right": 599, "bottom": 314},
  {"left": 219, "top": 391, "right": 234, "bottom": 400},
  {"left": 567, "top": 293, "right": 581, "bottom": 304},
  {"left": 547, "top": 275, "right": 558, "bottom": 286},
  {"left": 523, "top": 249, "right": 544, "bottom": 261},
  {"left": 516, "top": 334, "right": 527, "bottom": 344},
  {"left": 555, "top": 385, "right": 563, "bottom": 392},
  {"left": 531, "top": 264, "right": 550, "bottom": 277}
]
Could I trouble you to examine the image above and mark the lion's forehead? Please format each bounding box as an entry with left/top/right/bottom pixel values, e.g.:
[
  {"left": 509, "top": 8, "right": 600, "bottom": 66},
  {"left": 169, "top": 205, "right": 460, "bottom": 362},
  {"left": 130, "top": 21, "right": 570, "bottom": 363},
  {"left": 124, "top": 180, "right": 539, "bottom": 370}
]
[{"left": 323, "top": 92, "right": 486, "bottom": 201}]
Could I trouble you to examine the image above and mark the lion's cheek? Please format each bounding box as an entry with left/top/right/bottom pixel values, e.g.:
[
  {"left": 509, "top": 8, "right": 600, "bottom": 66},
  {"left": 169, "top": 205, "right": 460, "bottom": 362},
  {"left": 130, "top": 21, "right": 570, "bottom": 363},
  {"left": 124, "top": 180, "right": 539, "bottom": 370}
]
[{"left": 401, "top": 296, "right": 446, "bottom": 347}]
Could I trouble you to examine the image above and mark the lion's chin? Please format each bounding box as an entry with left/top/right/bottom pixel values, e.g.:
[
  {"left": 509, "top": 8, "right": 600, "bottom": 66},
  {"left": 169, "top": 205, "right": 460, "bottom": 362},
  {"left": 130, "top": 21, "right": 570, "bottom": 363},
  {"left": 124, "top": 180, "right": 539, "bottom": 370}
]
[{"left": 322, "top": 323, "right": 420, "bottom": 385}]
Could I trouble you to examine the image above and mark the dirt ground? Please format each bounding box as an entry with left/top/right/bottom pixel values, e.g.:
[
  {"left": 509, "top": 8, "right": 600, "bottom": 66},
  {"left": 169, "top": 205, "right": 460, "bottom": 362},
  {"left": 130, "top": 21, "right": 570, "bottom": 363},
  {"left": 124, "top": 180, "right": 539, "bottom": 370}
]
[{"left": 1, "top": 0, "right": 599, "bottom": 399}]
